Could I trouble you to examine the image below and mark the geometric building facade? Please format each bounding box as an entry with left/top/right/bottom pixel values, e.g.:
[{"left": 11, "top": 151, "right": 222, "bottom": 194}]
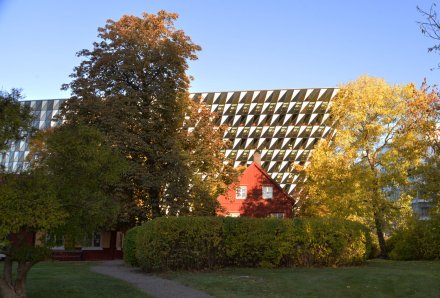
[
  {"left": 1, "top": 88, "right": 338, "bottom": 195},
  {"left": 191, "top": 88, "right": 338, "bottom": 194},
  {"left": 0, "top": 99, "right": 65, "bottom": 172}
]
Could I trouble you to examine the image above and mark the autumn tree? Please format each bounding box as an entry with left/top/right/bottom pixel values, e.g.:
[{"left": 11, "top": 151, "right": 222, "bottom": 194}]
[
  {"left": 61, "top": 11, "right": 235, "bottom": 222},
  {"left": 409, "top": 82, "right": 440, "bottom": 215},
  {"left": 300, "top": 76, "right": 437, "bottom": 258},
  {"left": 182, "top": 100, "right": 237, "bottom": 215}
]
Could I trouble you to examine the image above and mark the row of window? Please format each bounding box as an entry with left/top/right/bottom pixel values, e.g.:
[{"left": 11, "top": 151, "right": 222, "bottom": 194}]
[
  {"left": 217, "top": 114, "right": 328, "bottom": 127},
  {"left": 44, "top": 232, "right": 124, "bottom": 250},
  {"left": 236, "top": 186, "right": 273, "bottom": 199},
  {"left": 226, "top": 125, "right": 328, "bottom": 138},
  {"left": 215, "top": 102, "right": 329, "bottom": 114},
  {"left": 228, "top": 212, "right": 285, "bottom": 218}
]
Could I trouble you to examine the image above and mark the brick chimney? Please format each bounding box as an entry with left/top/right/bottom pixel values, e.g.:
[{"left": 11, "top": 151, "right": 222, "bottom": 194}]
[{"left": 253, "top": 150, "right": 261, "bottom": 166}]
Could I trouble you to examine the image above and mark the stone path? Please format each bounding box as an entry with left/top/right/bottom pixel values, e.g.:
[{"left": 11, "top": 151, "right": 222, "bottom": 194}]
[{"left": 91, "top": 260, "right": 213, "bottom": 298}]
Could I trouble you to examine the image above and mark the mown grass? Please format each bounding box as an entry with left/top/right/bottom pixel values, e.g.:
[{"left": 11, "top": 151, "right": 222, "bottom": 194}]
[
  {"left": 163, "top": 260, "right": 440, "bottom": 298},
  {"left": 0, "top": 261, "right": 150, "bottom": 298}
]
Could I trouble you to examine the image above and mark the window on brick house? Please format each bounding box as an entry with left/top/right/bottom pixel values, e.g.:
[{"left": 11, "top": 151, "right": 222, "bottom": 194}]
[
  {"left": 262, "top": 186, "right": 273, "bottom": 199},
  {"left": 83, "top": 232, "right": 101, "bottom": 248},
  {"left": 228, "top": 212, "right": 240, "bottom": 217},
  {"left": 270, "top": 213, "right": 284, "bottom": 219},
  {"left": 236, "top": 186, "right": 247, "bottom": 199}
]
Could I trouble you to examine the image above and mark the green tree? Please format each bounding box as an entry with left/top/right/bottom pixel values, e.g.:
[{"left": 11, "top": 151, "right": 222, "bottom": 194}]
[
  {"left": 32, "top": 124, "right": 128, "bottom": 240},
  {"left": 0, "top": 124, "right": 127, "bottom": 298},
  {"left": 0, "top": 89, "right": 34, "bottom": 157},
  {"left": 61, "top": 11, "right": 235, "bottom": 222},
  {"left": 0, "top": 88, "right": 42, "bottom": 298},
  {"left": 300, "top": 76, "right": 436, "bottom": 258},
  {"left": 0, "top": 170, "right": 65, "bottom": 298}
]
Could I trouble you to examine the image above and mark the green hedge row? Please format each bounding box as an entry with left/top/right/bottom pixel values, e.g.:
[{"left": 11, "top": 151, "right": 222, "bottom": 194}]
[
  {"left": 127, "top": 217, "right": 371, "bottom": 272},
  {"left": 388, "top": 216, "right": 440, "bottom": 260},
  {"left": 123, "top": 226, "right": 141, "bottom": 266}
]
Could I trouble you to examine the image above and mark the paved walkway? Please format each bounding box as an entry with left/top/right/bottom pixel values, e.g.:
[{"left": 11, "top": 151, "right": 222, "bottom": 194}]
[{"left": 91, "top": 260, "right": 213, "bottom": 298}]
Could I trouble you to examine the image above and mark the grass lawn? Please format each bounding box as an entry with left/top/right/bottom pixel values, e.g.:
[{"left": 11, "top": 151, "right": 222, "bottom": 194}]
[
  {"left": 0, "top": 261, "right": 150, "bottom": 298},
  {"left": 163, "top": 260, "right": 440, "bottom": 298}
]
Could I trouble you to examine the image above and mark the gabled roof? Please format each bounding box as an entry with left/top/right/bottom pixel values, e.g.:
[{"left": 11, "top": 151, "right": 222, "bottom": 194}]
[{"left": 241, "top": 162, "right": 293, "bottom": 201}]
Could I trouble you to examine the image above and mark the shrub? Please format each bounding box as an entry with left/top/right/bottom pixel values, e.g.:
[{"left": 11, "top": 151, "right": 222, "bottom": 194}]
[
  {"left": 222, "top": 217, "right": 293, "bottom": 268},
  {"left": 123, "top": 226, "right": 141, "bottom": 266},
  {"left": 135, "top": 217, "right": 224, "bottom": 272},
  {"left": 133, "top": 217, "right": 371, "bottom": 271},
  {"left": 289, "top": 218, "right": 371, "bottom": 266},
  {"left": 388, "top": 216, "right": 440, "bottom": 260}
]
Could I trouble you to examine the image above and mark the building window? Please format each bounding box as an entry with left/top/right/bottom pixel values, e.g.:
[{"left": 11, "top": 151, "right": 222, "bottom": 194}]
[
  {"left": 116, "top": 232, "right": 124, "bottom": 251},
  {"left": 236, "top": 186, "right": 247, "bottom": 199},
  {"left": 270, "top": 213, "right": 284, "bottom": 219},
  {"left": 262, "top": 186, "right": 273, "bottom": 199},
  {"left": 45, "top": 233, "right": 64, "bottom": 249},
  {"left": 83, "top": 232, "right": 101, "bottom": 249},
  {"left": 228, "top": 212, "right": 240, "bottom": 217},
  {"left": 420, "top": 207, "right": 430, "bottom": 219}
]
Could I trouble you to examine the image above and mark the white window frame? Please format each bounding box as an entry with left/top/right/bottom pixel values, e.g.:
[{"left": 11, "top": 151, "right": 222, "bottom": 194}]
[
  {"left": 45, "top": 233, "right": 64, "bottom": 251},
  {"left": 116, "top": 232, "right": 124, "bottom": 251},
  {"left": 236, "top": 186, "right": 247, "bottom": 199},
  {"left": 270, "top": 213, "right": 285, "bottom": 219},
  {"left": 227, "top": 212, "right": 240, "bottom": 217},
  {"left": 82, "top": 232, "right": 103, "bottom": 250},
  {"left": 262, "top": 186, "right": 273, "bottom": 199}
]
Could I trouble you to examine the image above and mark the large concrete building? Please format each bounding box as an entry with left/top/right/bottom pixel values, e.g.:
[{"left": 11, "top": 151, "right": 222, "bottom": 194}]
[{"left": 1, "top": 88, "right": 338, "bottom": 195}]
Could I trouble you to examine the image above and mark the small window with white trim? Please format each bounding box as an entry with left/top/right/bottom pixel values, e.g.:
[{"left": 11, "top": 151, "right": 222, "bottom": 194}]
[
  {"left": 45, "top": 233, "right": 64, "bottom": 250},
  {"left": 83, "top": 232, "right": 101, "bottom": 249},
  {"left": 236, "top": 186, "right": 247, "bottom": 199},
  {"left": 270, "top": 213, "right": 284, "bottom": 219},
  {"left": 228, "top": 212, "right": 240, "bottom": 217},
  {"left": 262, "top": 186, "right": 273, "bottom": 199}
]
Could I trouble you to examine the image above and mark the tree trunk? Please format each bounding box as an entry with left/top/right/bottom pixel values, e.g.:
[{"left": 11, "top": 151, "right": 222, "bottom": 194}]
[
  {"left": 374, "top": 212, "right": 388, "bottom": 258},
  {"left": 0, "top": 258, "right": 35, "bottom": 298},
  {"left": 150, "top": 187, "right": 161, "bottom": 219},
  {"left": 14, "top": 261, "right": 33, "bottom": 298},
  {"left": 0, "top": 279, "right": 18, "bottom": 298},
  {"left": 370, "top": 172, "right": 388, "bottom": 259},
  {"left": 3, "top": 256, "right": 13, "bottom": 288}
]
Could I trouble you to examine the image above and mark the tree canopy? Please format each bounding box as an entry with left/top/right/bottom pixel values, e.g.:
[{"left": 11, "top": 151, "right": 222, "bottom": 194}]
[
  {"left": 0, "top": 168, "right": 66, "bottom": 298},
  {"left": 0, "top": 89, "right": 34, "bottom": 156},
  {"left": 1, "top": 123, "right": 128, "bottom": 298},
  {"left": 61, "top": 11, "right": 235, "bottom": 222},
  {"left": 300, "top": 75, "right": 438, "bottom": 257},
  {"left": 31, "top": 124, "right": 128, "bottom": 239}
]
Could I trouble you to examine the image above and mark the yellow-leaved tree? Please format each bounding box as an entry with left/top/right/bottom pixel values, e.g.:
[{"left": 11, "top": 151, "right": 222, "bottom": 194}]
[{"left": 300, "top": 75, "right": 438, "bottom": 258}]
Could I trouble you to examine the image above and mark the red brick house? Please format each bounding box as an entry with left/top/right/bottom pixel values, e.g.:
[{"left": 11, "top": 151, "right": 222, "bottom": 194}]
[
  {"left": 217, "top": 153, "right": 294, "bottom": 218},
  {"left": 34, "top": 231, "right": 124, "bottom": 261}
]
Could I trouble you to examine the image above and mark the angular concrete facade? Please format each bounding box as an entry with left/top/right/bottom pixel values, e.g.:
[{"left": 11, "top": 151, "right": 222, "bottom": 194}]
[
  {"left": 191, "top": 88, "right": 338, "bottom": 194},
  {"left": 0, "top": 99, "right": 65, "bottom": 172},
  {"left": 1, "top": 88, "right": 338, "bottom": 195}
]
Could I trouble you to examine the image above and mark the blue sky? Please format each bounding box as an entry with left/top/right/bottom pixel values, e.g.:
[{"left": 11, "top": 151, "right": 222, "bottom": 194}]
[{"left": 0, "top": 0, "right": 439, "bottom": 100}]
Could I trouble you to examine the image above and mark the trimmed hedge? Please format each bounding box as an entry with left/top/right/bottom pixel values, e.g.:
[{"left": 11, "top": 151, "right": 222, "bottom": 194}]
[
  {"left": 388, "top": 216, "right": 440, "bottom": 260},
  {"left": 129, "top": 217, "right": 371, "bottom": 272},
  {"left": 123, "top": 226, "right": 141, "bottom": 266}
]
